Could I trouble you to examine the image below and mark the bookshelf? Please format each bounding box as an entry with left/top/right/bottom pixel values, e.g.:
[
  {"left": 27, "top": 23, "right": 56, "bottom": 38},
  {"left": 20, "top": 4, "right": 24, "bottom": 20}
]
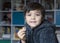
[
  {"left": 0, "top": 0, "right": 60, "bottom": 43},
  {"left": 0, "top": 0, "right": 11, "bottom": 43}
]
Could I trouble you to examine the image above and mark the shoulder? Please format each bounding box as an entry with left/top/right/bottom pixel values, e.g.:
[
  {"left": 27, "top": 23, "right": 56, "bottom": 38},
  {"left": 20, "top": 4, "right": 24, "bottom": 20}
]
[
  {"left": 40, "top": 19, "right": 56, "bottom": 33},
  {"left": 42, "top": 19, "right": 56, "bottom": 29}
]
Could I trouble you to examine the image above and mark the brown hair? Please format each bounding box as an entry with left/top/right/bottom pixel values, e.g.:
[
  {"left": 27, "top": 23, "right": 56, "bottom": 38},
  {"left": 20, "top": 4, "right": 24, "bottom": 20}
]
[{"left": 24, "top": 2, "right": 45, "bottom": 19}]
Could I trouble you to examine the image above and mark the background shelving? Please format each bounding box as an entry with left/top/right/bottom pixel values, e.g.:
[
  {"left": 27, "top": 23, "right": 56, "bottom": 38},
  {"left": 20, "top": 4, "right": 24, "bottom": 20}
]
[
  {"left": 12, "top": 0, "right": 25, "bottom": 11},
  {"left": 0, "top": 0, "right": 11, "bottom": 43},
  {"left": 0, "top": 12, "right": 11, "bottom": 26},
  {"left": 55, "top": 11, "right": 60, "bottom": 27},
  {"left": 12, "top": 12, "right": 24, "bottom": 26}
]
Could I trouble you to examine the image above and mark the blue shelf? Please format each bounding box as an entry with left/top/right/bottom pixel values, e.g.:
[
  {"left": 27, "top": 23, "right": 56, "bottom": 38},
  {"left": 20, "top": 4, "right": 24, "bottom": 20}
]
[
  {"left": 56, "top": 11, "right": 60, "bottom": 27},
  {"left": 12, "top": 12, "right": 24, "bottom": 25}
]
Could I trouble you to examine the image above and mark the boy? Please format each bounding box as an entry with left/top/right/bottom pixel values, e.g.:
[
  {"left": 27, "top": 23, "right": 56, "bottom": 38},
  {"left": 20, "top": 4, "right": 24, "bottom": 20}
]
[{"left": 17, "top": 2, "right": 58, "bottom": 43}]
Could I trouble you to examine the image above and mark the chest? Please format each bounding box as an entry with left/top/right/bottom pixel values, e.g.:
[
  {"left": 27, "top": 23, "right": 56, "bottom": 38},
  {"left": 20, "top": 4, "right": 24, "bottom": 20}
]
[{"left": 27, "top": 28, "right": 48, "bottom": 43}]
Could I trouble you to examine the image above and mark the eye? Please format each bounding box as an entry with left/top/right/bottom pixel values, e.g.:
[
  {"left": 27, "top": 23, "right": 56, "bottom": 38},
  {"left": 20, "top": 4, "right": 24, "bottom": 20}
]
[
  {"left": 27, "top": 14, "right": 31, "bottom": 16},
  {"left": 36, "top": 14, "right": 40, "bottom": 16}
]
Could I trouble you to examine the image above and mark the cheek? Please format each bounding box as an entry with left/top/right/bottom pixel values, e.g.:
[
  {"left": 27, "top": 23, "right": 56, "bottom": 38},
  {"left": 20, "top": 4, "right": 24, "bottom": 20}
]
[
  {"left": 25, "top": 16, "right": 30, "bottom": 22},
  {"left": 36, "top": 17, "right": 42, "bottom": 23}
]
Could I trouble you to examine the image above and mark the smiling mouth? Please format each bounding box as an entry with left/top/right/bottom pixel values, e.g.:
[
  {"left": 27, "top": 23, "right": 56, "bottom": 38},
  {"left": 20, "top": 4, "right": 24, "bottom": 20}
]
[{"left": 30, "top": 21, "right": 36, "bottom": 23}]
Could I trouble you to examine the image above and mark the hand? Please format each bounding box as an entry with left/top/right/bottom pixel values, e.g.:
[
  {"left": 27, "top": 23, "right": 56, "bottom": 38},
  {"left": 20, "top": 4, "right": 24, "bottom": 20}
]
[{"left": 17, "top": 27, "right": 26, "bottom": 40}]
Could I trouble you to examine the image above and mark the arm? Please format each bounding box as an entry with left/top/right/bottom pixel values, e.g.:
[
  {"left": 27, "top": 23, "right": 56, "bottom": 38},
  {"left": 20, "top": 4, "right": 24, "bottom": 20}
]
[
  {"left": 20, "top": 40, "right": 26, "bottom": 43},
  {"left": 21, "top": 40, "right": 26, "bottom": 43}
]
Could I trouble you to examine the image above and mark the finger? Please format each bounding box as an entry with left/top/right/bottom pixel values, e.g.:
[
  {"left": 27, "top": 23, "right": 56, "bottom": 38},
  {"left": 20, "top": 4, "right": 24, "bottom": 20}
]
[
  {"left": 19, "top": 27, "right": 26, "bottom": 32},
  {"left": 22, "top": 27, "right": 26, "bottom": 31},
  {"left": 19, "top": 34, "right": 26, "bottom": 40},
  {"left": 19, "top": 32, "right": 26, "bottom": 35},
  {"left": 17, "top": 29, "right": 26, "bottom": 35},
  {"left": 17, "top": 31, "right": 26, "bottom": 37}
]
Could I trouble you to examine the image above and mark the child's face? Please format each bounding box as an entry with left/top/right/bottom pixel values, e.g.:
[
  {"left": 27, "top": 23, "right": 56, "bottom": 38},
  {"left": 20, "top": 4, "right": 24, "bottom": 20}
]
[{"left": 25, "top": 10, "right": 42, "bottom": 28}]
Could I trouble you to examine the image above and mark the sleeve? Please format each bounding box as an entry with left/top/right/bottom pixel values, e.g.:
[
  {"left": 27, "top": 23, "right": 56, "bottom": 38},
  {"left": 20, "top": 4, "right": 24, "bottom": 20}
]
[
  {"left": 39, "top": 27, "right": 59, "bottom": 43},
  {"left": 20, "top": 40, "right": 21, "bottom": 43}
]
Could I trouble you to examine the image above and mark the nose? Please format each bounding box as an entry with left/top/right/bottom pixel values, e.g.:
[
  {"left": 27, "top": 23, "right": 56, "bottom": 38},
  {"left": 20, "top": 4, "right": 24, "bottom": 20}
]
[{"left": 31, "top": 15, "right": 35, "bottom": 20}]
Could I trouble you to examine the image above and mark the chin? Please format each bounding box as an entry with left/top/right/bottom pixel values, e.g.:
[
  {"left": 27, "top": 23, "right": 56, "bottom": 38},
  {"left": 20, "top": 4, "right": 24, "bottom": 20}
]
[
  {"left": 30, "top": 25, "right": 37, "bottom": 28},
  {"left": 28, "top": 23, "right": 38, "bottom": 28}
]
